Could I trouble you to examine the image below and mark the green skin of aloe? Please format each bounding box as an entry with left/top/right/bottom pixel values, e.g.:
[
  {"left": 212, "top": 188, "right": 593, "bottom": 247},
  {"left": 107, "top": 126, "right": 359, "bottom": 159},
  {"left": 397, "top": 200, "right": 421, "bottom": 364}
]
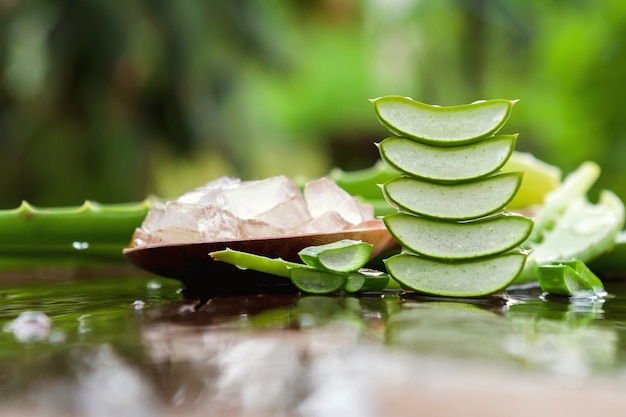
[{"left": 0, "top": 200, "right": 152, "bottom": 266}]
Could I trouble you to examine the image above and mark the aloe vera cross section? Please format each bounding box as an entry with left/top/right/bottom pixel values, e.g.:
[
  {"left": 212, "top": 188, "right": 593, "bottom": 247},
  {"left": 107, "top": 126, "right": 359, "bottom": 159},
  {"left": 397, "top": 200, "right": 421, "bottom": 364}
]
[
  {"left": 384, "top": 213, "right": 532, "bottom": 260},
  {"left": 384, "top": 251, "right": 526, "bottom": 297},
  {"left": 378, "top": 134, "right": 517, "bottom": 183},
  {"left": 371, "top": 96, "right": 515, "bottom": 145},
  {"left": 382, "top": 172, "right": 522, "bottom": 220}
]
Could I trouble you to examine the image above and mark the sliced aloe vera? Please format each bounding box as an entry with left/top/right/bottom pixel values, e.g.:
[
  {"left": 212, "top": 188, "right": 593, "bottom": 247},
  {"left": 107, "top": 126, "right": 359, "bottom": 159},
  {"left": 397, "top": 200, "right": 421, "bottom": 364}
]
[
  {"left": 371, "top": 96, "right": 515, "bottom": 145},
  {"left": 298, "top": 239, "right": 372, "bottom": 273},
  {"left": 344, "top": 268, "right": 390, "bottom": 293},
  {"left": 289, "top": 266, "right": 347, "bottom": 294},
  {"left": 384, "top": 251, "right": 526, "bottom": 297},
  {"left": 538, "top": 260, "right": 605, "bottom": 296},
  {"left": 378, "top": 134, "right": 517, "bottom": 183},
  {"left": 384, "top": 213, "right": 533, "bottom": 260},
  {"left": 383, "top": 172, "right": 522, "bottom": 220},
  {"left": 210, "top": 248, "right": 301, "bottom": 278}
]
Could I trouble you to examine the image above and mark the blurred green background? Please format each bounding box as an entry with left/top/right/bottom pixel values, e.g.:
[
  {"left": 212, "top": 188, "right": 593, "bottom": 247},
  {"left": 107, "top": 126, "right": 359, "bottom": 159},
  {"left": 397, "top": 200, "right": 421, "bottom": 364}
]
[{"left": 1, "top": 0, "right": 625, "bottom": 208}]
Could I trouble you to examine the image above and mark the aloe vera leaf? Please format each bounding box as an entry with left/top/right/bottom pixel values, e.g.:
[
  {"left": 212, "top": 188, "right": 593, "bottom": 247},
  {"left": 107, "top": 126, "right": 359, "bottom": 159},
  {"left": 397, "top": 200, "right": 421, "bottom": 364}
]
[
  {"left": 0, "top": 200, "right": 152, "bottom": 245},
  {"left": 501, "top": 151, "right": 562, "bottom": 209},
  {"left": 384, "top": 213, "right": 533, "bottom": 260},
  {"left": 344, "top": 268, "right": 390, "bottom": 293},
  {"left": 516, "top": 190, "right": 625, "bottom": 284},
  {"left": 371, "top": 96, "right": 516, "bottom": 145},
  {"left": 382, "top": 172, "right": 522, "bottom": 221},
  {"left": 0, "top": 242, "right": 126, "bottom": 259},
  {"left": 209, "top": 248, "right": 302, "bottom": 278},
  {"left": 328, "top": 160, "right": 400, "bottom": 199},
  {"left": 588, "top": 230, "right": 626, "bottom": 273},
  {"left": 538, "top": 260, "right": 605, "bottom": 296},
  {"left": 378, "top": 134, "right": 517, "bottom": 183},
  {"left": 384, "top": 251, "right": 527, "bottom": 297},
  {"left": 529, "top": 161, "right": 600, "bottom": 242},
  {"left": 289, "top": 266, "right": 347, "bottom": 294},
  {"left": 298, "top": 239, "right": 372, "bottom": 273}
]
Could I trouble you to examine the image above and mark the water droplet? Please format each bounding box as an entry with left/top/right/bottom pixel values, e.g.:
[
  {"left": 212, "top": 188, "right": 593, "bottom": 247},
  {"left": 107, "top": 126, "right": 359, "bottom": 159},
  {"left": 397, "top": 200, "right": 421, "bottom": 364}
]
[
  {"left": 146, "top": 279, "right": 162, "bottom": 290},
  {"left": 72, "top": 241, "right": 89, "bottom": 250},
  {"left": 4, "top": 311, "right": 51, "bottom": 342}
]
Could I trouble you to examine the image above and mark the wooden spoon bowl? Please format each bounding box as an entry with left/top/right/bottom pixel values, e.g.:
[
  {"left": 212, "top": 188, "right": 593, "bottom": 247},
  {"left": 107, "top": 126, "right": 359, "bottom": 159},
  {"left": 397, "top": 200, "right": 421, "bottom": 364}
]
[{"left": 123, "top": 223, "right": 398, "bottom": 298}]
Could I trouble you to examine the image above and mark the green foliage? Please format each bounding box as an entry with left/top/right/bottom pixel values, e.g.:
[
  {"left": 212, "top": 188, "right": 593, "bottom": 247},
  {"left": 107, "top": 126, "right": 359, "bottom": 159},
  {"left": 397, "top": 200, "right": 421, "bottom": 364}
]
[{"left": 1, "top": 1, "right": 626, "bottom": 206}]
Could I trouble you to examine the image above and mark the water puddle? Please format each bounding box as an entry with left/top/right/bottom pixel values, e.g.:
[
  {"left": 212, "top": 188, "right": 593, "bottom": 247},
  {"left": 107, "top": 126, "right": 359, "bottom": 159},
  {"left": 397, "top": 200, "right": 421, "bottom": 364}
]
[{"left": 1, "top": 273, "right": 626, "bottom": 416}]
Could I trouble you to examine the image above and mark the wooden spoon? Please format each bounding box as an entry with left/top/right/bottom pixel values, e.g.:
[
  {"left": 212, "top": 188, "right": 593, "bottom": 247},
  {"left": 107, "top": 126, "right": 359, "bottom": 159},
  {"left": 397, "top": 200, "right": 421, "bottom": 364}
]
[{"left": 123, "top": 222, "right": 398, "bottom": 298}]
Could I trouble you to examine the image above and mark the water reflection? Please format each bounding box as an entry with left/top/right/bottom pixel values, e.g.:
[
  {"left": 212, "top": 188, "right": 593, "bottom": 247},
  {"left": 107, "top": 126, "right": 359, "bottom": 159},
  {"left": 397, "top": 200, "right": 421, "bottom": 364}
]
[{"left": 1, "top": 276, "right": 626, "bottom": 416}]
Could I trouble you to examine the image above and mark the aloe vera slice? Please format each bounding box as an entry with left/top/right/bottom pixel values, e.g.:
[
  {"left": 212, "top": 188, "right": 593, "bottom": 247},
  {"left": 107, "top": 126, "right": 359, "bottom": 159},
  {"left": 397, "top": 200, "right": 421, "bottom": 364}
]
[
  {"left": 371, "top": 96, "right": 515, "bottom": 145},
  {"left": 384, "top": 251, "right": 526, "bottom": 297},
  {"left": 298, "top": 239, "right": 372, "bottom": 273},
  {"left": 289, "top": 266, "right": 347, "bottom": 294},
  {"left": 384, "top": 213, "right": 533, "bottom": 260},
  {"left": 382, "top": 172, "right": 522, "bottom": 220},
  {"left": 538, "top": 260, "right": 605, "bottom": 296},
  {"left": 378, "top": 134, "right": 517, "bottom": 183},
  {"left": 344, "top": 268, "right": 390, "bottom": 293}
]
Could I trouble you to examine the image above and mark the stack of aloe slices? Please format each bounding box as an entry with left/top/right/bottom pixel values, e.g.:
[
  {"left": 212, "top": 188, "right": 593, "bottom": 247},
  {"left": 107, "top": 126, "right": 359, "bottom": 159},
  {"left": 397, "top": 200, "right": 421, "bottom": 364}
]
[{"left": 372, "top": 96, "right": 533, "bottom": 297}]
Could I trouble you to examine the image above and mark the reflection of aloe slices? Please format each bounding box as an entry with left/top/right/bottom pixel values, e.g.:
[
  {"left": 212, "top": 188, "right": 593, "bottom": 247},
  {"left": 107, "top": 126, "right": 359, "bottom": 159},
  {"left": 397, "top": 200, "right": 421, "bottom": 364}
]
[
  {"left": 371, "top": 96, "right": 515, "bottom": 145},
  {"left": 378, "top": 134, "right": 517, "bottom": 182},
  {"left": 382, "top": 172, "right": 522, "bottom": 220},
  {"left": 384, "top": 213, "right": 533, "bottom": 260},
  {"left": 384, "top": 251, "right": 526, "bottom": 297}
]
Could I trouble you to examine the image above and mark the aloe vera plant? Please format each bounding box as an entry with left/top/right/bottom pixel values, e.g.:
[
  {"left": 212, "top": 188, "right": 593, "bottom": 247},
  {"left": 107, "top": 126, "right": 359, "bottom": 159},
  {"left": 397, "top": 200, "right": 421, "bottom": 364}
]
[
  {"left": 373, "top": 96, "right": 532, "bottom": 297},
  {"left": 0, "top": 200, "right": 152, "bottom": 266}
]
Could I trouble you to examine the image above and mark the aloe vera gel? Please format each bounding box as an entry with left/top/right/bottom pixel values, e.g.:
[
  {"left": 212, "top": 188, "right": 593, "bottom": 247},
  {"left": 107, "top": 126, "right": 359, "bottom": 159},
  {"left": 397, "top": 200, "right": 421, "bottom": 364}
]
[{"left": 372, "top": 96, "right": 532, "bottom": 297}]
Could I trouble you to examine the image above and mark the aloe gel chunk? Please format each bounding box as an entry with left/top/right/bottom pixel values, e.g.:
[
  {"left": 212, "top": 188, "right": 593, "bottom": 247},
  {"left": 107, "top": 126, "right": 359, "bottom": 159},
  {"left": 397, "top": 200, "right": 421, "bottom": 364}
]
[
  {"left": 378, "top": 134, "right": 517, "bottom": 183},
  {"left": 384, "top": 213, "right": 533, "bottom": 260},
  {"left": 371, "top": 96, "right": 515, "bottom": 145},
  {"left": 382, "top": 172, "right": 522, "bottom": 220},
  {"left": 384, "top": 251, "right": 526, "bottom": 297},
  {"left": 298, "top": 239, "right": 372, "bottom": 273}
]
